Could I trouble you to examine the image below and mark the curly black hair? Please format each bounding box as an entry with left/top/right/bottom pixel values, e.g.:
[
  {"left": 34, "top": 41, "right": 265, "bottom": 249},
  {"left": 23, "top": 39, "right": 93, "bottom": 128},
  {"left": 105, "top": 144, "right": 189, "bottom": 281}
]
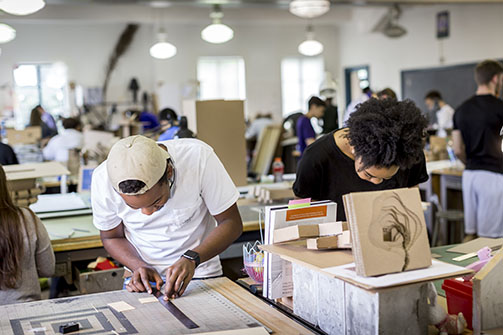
[{"left": 346, "top": 98, "right": 427, "bottom": 170}]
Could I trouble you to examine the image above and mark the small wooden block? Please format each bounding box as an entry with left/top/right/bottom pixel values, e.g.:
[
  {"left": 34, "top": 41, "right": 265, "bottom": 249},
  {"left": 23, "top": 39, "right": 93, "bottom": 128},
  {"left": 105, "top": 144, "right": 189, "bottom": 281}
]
[
  {"left": 107, "top": 301, "right": 135, "bottom": 312},
  {"left": 139, "top": 297, "right": 158, "bottom": 304},
  {"left": 318, "top": 222, "right": 348, "bottom": 236},
  {"left": 274, "top": 224, "right": 319, "bottom": 243},
  {"left": 307, "top": 236, "right": 339, "bottom": 250},
  {"left": 337, "top": 230, "right": 352, "bottom": 249}
]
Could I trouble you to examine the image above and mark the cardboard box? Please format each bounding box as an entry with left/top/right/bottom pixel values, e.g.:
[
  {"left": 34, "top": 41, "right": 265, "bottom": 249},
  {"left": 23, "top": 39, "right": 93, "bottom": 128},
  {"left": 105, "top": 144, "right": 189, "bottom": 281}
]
[
  {"left": 274, "top": 224, "right": 320, "bottom": 243},
  {"left": 183, "top": 100, "right": 247, "bottom": 186},
  {"left": 5, "top": 162, "right": 70, "bottom": 191},
  {"left": 6, "top": 126, "right": 42, "bottom": 145}
]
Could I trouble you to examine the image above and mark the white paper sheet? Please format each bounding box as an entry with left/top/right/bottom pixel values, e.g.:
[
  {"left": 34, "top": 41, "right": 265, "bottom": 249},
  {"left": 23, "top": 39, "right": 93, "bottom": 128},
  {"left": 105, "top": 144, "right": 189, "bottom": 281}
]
[
  {"left": 30, "top": 193, "right": 89, "bottom": 213},
  {"left": 322, "top": 260, "right": 467, "bottom": 288}
]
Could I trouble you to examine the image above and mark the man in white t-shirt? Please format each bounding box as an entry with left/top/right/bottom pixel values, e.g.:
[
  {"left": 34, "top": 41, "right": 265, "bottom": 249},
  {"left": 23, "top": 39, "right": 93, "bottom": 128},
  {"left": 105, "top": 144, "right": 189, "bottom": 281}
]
[
  {"left": 424, "top": 90, "right": 455, "bottom": 138},
  {"left": 91, "top": 135, "right": 242, "bottom": 299}
]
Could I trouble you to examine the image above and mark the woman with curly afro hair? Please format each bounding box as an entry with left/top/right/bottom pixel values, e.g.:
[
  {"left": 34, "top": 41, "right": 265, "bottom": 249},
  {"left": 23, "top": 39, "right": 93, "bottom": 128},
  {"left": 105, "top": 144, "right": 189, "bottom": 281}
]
[{"left": 293, "top": 98, "right": 429, "bottom": 221}]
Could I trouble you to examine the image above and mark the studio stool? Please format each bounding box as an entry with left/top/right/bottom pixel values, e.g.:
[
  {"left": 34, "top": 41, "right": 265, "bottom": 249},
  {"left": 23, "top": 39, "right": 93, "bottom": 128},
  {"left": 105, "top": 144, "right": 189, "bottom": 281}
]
[{"left": 432, "top": 210, "right": 465, "bottom": 246}]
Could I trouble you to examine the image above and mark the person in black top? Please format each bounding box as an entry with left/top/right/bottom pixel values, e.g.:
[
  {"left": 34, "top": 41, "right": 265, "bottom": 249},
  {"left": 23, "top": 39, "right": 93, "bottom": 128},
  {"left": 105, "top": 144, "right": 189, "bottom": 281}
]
[
  {"left": 0, "top": 142, "right": 19, "bottom": 165},
  {"left": 293, "top": 98, "right": 429, "bottom": 221},
  {"left": 453, "top": 59, "right": 503, "bottom": 238}
]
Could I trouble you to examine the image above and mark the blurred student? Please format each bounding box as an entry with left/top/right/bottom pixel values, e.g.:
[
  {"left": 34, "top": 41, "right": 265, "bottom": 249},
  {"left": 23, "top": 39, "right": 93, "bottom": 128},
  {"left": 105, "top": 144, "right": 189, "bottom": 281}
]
[
  {"left": 158, "top": 108, "right": 179, "bottom": 141},
  {"left": 245, "top": 113, "right": 273, "bottom": 141},
  {"left": 0, "top": 165, "right": 55, "bottom": 305},
  {"left": 296, "top": 97, "right": 326, "bottom": 157},
  {"left": 344, "top": 86, "right": 372, "bottom": 124},
  {"left": 29, "top": 105, "right": 57, "bottom": 140},
  {"left": 453, "top": 60, "right": 503, "bottom": 238},
  {"left": 425, "top": 90, "right": 454, "bottom": 138},
  {"left": 377, "top": 88, "right": 397, "bottom": 100},
  {"left": 43, "top": 117, "right": 83, "bottom": 163},
  {"left": 0, "top": 142, "right": 19, "bottom": 165}
]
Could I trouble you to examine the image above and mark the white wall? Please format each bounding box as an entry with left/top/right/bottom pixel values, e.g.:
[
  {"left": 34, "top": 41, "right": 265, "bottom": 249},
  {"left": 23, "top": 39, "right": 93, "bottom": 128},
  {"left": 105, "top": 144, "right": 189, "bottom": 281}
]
[
  {"left": 337, "top": 3, "right": 503, "bottom": 108},
  {"left": 0, "top": 21, "right": 339, "bottom": 122}
]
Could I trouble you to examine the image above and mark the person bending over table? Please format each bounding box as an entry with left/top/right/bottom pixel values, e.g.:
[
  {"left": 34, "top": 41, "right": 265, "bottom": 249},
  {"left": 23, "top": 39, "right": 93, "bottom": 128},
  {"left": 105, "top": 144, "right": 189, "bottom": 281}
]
[
  {"left": 293, "top": 98, "right": 429, "bottom": 221},
  {"left": 91, "top": 136, "right": 243, "bottom": 299}
]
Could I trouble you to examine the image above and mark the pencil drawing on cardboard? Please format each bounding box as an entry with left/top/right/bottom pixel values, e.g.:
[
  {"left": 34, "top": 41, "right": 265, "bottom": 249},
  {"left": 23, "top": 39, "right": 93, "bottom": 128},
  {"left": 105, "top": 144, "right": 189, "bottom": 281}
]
[{"left": 368, "top": 191, "right": 423, "bottom": 271}]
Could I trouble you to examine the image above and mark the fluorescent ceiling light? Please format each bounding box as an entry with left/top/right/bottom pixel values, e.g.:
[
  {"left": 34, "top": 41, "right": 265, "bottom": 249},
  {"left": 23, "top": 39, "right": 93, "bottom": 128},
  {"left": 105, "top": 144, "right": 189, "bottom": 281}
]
[
  {"left": 201, "top": 4, "right": 233, "bottom": 44},
  {"left": 0, "top": 0, "right": 46, "bottom": 16},
  {"left": 0, "top": 23, "right": 16, "bottom": 44},
  {"left": 289, "top": 0, "right": 330, "bottom": 19},
  {"left": 149, "top": 31, "right": 177, "bottom": 60},
  {"left": 298, "top": 25, "right": 324, "bottom": 56}
]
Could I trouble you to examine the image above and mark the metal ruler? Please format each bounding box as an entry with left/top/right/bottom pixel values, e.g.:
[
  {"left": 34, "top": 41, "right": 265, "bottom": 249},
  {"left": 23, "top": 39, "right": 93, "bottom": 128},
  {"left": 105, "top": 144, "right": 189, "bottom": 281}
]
[{"left": 151, "top": 287, "right": 199, "bottom": 329}]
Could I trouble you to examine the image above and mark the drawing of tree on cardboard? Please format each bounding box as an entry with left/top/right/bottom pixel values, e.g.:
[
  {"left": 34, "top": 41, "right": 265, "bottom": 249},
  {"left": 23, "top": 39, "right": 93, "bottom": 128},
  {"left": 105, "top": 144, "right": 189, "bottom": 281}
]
[{"left": 368, "top": 191, "right": 423, "bottom": 271}]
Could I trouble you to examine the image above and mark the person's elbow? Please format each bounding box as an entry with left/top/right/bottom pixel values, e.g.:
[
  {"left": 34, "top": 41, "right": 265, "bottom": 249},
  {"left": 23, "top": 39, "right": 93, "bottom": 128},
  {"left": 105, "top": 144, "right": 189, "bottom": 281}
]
[{"left": 37, "top": 251, "right": 56, "bottom": 278}]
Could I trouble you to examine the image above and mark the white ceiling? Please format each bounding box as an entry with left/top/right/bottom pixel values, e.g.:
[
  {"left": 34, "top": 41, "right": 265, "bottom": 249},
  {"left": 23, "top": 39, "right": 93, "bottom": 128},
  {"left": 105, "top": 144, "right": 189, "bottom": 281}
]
[{"left": 1, "top": 0, "right": 500, "bottom": 25}]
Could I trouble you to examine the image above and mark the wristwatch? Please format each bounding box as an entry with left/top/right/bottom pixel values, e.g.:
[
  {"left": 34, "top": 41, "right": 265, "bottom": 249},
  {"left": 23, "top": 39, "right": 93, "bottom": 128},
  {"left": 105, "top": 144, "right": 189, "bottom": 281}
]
[{"left": 181, "top": 250, "right": 200, "bottom": 268}]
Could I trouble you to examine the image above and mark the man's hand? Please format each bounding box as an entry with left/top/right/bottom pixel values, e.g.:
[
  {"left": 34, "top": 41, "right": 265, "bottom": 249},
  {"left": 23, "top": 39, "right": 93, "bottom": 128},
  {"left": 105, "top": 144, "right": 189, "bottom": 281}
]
[
  {"left": 164, "top": 257, "right": 195, "bottom": 299},
  {"left": 126, "top": 266, "right": 163, "bottom": 294}
]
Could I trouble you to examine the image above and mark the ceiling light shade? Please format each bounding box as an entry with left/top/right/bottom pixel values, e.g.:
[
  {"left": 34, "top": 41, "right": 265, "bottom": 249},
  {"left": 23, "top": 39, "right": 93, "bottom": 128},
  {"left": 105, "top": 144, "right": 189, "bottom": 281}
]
[
  {"left": 289, "top": 0, "right": 330, "bottom": 19},
  {"left": 0, "top": 23, "right": 16, "bottom": 44},
  {"left": 298, "top": 39, "right": 323, "bottom": 56},
  {"left": 201, "top": 23, "right": 233, "bottom": 44},
  {"left": 0, "top": 0, "right": 46, "bottom": 16},
  {"left": 298, "top": 25, "right": 324, "bottom": 56},
  {"left": 149, "top": 32, "right": 177, "bottom": 59},
  {"left": 201, "top": 4, "right": 233, "bottom": 44}
]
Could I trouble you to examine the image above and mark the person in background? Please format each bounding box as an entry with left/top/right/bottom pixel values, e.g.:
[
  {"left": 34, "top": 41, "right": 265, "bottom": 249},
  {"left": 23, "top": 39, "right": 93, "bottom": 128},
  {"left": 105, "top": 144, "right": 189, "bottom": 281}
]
[
  {"left": 321, "top": 94, "right": 339, "bottom": 134},
  {"left": 294, "top": 98, "right": 428, "bottom": 222},
  {"left": 158, "top": 108, "right": 180, "bottom": 141},
  {"left": 245, "top": 112, "right": 274, "bottom": 167},
  {"left": 0, "top": 164, "right": 55, "bottom": 305},
  {"left": 245, "top": 113, "right": 273, "bottom": 141},
  {"left": 344, "top": 86, "right": 372, "bottom": 124},
  {"left": 377, "top": 88, "right": 397, "bottom": 100},
  {"left": 453, "top": 60, "right": 503, "bottom": 239},
  {"left": 29, "top": 105, "right": 58, "bottom": 140},
  {"left": 0, "top": 142, "right": 19, "bottom": 165},
  {"left": 43, "top": 117, "right": 83, "bottom": 163},
  {"left": 425, "top": 90, "right": 455, "bottom": 138},
  {"left": 296, "top": 96, "right": 326, "bottom": 157}
]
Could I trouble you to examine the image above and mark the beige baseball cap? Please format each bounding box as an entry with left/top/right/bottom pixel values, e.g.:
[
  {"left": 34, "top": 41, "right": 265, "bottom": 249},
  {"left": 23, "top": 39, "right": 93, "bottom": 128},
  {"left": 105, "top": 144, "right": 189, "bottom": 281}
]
[{"left": 106, "top": 135, "right": 171, "bottom": 195}]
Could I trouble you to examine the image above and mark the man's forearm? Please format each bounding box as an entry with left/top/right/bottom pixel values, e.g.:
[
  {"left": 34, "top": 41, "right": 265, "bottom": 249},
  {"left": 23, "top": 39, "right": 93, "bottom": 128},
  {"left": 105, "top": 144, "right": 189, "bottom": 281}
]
[
  {"left": 192, "top": 219, "right": 242, "bottom": 264},
  {"left": 102, "top": 237, "right": 149, "bottom": 271}
]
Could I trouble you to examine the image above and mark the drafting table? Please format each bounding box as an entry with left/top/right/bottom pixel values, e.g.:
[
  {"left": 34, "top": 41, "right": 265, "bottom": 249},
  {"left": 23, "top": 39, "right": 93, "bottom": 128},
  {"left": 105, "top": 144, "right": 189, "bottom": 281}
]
[
  {"left": 0, "top": 278, "right": 314, "bottom": 335},
  {"left": 41, "top": 199, "right": 267, "bottom": 285}
]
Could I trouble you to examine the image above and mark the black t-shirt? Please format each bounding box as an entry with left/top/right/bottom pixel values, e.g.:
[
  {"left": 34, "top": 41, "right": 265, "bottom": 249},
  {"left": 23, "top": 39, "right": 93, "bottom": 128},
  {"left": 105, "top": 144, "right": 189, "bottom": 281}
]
[
  {"left": 0, "top": 143, "right": 19, "bottom": 165},
  {"left": 453, "top": 95, "right": 503, "bottom": 174},
  {"left": 293, "top": 131, "right": 429, "bottom": 221}
]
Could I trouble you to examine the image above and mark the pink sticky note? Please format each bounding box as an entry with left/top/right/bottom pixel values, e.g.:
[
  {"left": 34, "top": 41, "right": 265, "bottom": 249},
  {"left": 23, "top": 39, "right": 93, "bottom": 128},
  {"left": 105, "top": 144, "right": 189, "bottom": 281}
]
[{"left": 288, "top": 198, "right": 311, "bottom": 205}]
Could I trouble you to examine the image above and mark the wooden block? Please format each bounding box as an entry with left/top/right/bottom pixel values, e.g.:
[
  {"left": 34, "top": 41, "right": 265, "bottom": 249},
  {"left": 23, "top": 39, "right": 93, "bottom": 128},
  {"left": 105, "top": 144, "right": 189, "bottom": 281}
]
[
  {"left": 307, "top": 236, "right": 339, "bottom": 250},
  {"left": 337, "top": 230, "right": 352, "bottom": 249},
  {"left": 318, "top": 222, "right": 347, "bottom": 236},
  {"left": 274, "top": 225, "right": 319, "bottom": 243}
]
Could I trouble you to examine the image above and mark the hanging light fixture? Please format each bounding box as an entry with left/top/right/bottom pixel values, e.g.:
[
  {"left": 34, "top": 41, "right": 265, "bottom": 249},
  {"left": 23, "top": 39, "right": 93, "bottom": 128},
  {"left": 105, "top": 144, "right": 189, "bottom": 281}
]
[
  {"left": 201, "top": 4, "right": 233, "bottom": 44},
  {"left": 149, "top": 29, "right": 177, "bottom": 60},
  {"left": 298, "top": 25, "right": 323, "bottom": 56},
  {"left": 289, "top": 0, "right": 330, "bottom": 19},
  {"left": 0, "top": 0, "right": 46, "bottom": 16},
  {"left": 0, "top": 23, "right": 16, "bottom": 44}
]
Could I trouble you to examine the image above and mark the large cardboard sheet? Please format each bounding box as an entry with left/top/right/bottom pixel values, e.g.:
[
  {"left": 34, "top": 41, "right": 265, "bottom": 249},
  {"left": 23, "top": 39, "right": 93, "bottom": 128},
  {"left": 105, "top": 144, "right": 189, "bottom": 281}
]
[{"left": 343, "top": 188, "right": 432, "bottom": 277}]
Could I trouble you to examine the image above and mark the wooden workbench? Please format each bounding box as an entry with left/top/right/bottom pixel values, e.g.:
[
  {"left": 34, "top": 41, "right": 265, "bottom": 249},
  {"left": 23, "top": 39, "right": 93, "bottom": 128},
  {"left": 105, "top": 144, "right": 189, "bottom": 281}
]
[{"left": 0, "top": 277, "right": 312, "bottom": 335}]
